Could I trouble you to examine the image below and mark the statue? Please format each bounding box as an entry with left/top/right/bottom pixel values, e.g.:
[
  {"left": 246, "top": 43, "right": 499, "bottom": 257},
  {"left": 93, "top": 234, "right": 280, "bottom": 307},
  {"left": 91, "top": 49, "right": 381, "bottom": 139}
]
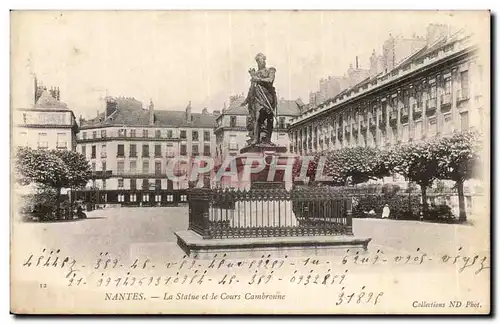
[{"left": 241, "top": 53, "right": 277, "bottom": 145}]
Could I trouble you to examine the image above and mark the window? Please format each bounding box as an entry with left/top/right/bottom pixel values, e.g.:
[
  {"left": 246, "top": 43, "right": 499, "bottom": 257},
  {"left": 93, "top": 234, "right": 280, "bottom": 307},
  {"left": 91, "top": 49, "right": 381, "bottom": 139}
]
[
  {"left": 428, "top": 118, "right": 437, "bottom": 137},
  {"left": 204, "top": 131, "right": 210, "bottom": 141},
  {"left": 166, "top": 143, "right": 174, "bottom": 157},
  {"left": 130, "top": 129, "right": 136, "bottom": 137},
  {"left": 204, "top": 144, "right": 211, "bottom": 156},
  {"left": 118, "top": 128, "right": 127, "bottom": 137},
  {"left": 118, "top": 179, "right": 124, "bottom": 188},
  {"left": 129, "top": 144, "right": 137, "bottom": 157},
  {"left": 167, "top": 180, "right": 174, "bottom": 191},
  {"left": 142, "top": 179, "right": 149, "bottom": 190},
  {"left": 444, "top": 77, "right": 451, "bottom": 94},
  {"left": 101, "top": 144, "right": 106, "bottom": 158},
  {"left": 142, "top": 160, "right": 149, "bottom": 174},
  {"left": 460, "top": 111, "right": 469, "bottom": 130},
  {"left": 82, "top": 132, "right": 87, "bottom": 140},
  {"left": 430, "top": 83, "right": 437, "bottom": 99},
  {"left": 230, "top": 116, "right": 237, "bottom": 127},
  {"left": 402, "top": 125, "right": 409, "bottom": 142},
  {"left": 102, "top": 161, "right": 106, "bottom": 171},
  {"left": 130, "top": 194, "right": 137, "bottom": 202},
  {"left": 92, "top": 131, "right": 97, "bottom": 139},
  {"left": 117, "top": 161, "right": 124, "bottom": 174},
  {"left": 443, "top": 114, "right": 453, "bottom": 134},
  {"left": 229, "top": 135, "right": 238, "bottom": 150},
  {"left": 81, "top": 145, "right": 86, "bottom": 157},
  {"left": 142, "top": 144, "right": 149, "bottom": 157},
  {"left": 155, "top": 194, "right": 162, "bottom": 202},
  {"left": 279, "top": 117, "right": 286, "bottom": 129},
  {"left": 154, "top": 144, "right": 161, "bottom": 157},
  {"left": 180, "top": 130, "right": 187, "bottom": 139},
  {"left": 92, "top": 162, "right": 96, "bottom": 171},
  {"left": 130, "top": 161, "right": 137, "bottom": 174},
  {"left": 414, "top": 121, "right": 422, "bottom": 139},
  {"left": 130, "top": 179, "right": 137, "bottom": 190},
  {"left": 167, "top": 195, "right": 174, "bottom": 202},
  {"left": 155, "top": 179, "right": 161, "bottom": 190},
  {"left": 37, "top": 133, "right": 48, "bottom": 148},
  {"left": 143, "top": 194, "right": 150, "bottom": 202},
  {"left": 155, "top": 130, "right": 161, "bottom": 138},
  {"left": 192, "top": 131, "right": 199, "bottom": 141},
  {"left": 101, "top": 130, "right": 107, "bottom": 138},
  {"left": 56, "top": 133, "right": 67, "bottom": 149},
  {"left": 192, "top": 145, "right": 199, "bottom": 156},
  {"left": 155, "top": 161, "right": 162, "bottom": 175},
  {"left": 118, "top": 194, "right": 125, "bottom": 202},
  {"left": 460, "top": 71, "right": 469, "bottom": 90},
  {"left": 167, "top": 130, "right": 173, "bottom": 138},
  {"left": 117, "top": 144, "right": 125, "bottom": 157},
  {"left": 91, "top": 145, "right": 96, "bottom": 159},
  {"left": 180, "top": 194, "right": 187, "bottom": 202},
  {"left": 180, "top": 144, "right": 187, "bottom": 156},
  {"left": 143, "top": 129, "right": 148, "bottom": 138}
]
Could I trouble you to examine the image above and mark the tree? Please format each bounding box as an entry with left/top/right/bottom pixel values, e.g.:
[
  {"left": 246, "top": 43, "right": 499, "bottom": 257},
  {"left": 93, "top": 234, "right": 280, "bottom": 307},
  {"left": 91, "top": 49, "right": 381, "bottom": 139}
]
[
  {"left": 435, "top": 130, "right": 482, "bottom": 222},
  {"left": 387, "top": 140, "right": 441, "bottom": 219},
  {"left": 292, "top": 147, "right": 390, "bottom": 186},
  {"left": 15, "top": 147, "right": 91, "bottom": 219}
]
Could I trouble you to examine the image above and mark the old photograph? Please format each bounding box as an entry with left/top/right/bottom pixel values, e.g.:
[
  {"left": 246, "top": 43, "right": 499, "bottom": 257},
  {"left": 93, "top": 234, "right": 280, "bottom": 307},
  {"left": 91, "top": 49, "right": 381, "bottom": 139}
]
[{"left": 9, "top": 10, "right": 490, "bottom": 314}]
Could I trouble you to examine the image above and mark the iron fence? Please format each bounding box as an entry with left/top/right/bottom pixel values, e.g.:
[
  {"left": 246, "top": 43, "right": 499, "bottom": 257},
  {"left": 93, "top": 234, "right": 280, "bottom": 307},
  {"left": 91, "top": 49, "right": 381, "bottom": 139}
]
[{"left": 188, "top": 186, "right": 354, "bottom": 239}]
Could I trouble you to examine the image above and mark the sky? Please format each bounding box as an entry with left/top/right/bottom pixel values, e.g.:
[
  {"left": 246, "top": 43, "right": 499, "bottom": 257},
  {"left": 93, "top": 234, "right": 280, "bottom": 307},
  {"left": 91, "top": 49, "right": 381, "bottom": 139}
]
[{"left": 10, "top": 10, "right": 481, "bottom": 119}]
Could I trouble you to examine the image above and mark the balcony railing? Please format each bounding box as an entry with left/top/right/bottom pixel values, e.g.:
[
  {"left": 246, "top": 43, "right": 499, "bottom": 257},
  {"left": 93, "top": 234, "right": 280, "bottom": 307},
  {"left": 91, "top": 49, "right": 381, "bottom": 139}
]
[
  {"left": 91, "top": 170, "right": 113, "bottom": 178},
  {"left": 100, "top": 152, "right": 107, "bottom": 158},
  {"left": 426, "top": 99, "right": 437, "bottom": 115},
  {"left": 441, "top": 93, "right": 452, "bottom": 106}
]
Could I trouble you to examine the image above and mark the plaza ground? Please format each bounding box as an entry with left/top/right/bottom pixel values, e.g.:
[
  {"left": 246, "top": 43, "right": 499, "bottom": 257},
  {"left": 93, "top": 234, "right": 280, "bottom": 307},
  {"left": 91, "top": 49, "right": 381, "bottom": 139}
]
[{"left": 13, "top": 206, "right": 490, "bottom": 264}]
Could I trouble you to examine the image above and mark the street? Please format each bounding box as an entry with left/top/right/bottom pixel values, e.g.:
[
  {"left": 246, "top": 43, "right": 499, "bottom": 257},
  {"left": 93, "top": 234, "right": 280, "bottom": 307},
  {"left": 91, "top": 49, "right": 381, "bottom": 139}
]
[{"left": 13, "top": 206, "right": 489, "bottom": 263}]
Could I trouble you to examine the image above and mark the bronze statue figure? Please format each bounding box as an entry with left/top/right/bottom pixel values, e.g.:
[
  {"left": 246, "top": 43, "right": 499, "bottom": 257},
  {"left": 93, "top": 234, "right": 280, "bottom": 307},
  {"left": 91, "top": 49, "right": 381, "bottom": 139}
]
[{"left": 242, "top": 53, "right": 277, "bottom": 145}]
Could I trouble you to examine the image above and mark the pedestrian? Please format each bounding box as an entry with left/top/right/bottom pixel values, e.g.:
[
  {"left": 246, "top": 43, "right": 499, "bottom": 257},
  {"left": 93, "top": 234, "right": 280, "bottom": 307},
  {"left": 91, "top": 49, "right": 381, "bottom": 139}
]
[{"left": 382, "top": 204, "right": 390, "bottom": 219}]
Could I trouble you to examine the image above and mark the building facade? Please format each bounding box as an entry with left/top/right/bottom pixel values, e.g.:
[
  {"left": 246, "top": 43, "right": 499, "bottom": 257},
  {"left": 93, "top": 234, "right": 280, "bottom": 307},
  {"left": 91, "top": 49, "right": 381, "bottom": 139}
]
[
  {"left": 74, "top": 98, "right": 218, "bottom": 206},
  {"left": 289, "top": 31, "right": 485, "bottom": 155},
  {"left": 14, "top": 88, "right": 78, "bottom": 151},
  {"left": 214, "top": 94, "right": 304, "bottom": 162}
]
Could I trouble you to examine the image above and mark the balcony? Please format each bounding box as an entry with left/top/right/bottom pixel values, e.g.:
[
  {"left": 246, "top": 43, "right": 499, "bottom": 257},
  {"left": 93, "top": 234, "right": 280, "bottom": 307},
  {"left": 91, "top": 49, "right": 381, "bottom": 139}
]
[
  {"left": 129, "top": 153, "right": 137, "bottom": 158},
  {"left": 360, "top": 120, "right": 367, "bottom": 131},
  {"left": 142, "top": 153, "right": 150, "bottom": 158},
  {"left": 426, "top": 99, "right": 437, "bottom": 116},
  {"left": 166, "top": 152, "right": 175, "bottom": 158},
  {"left": 100, "top": 152, "right": 107, "bottom": 158},
  {"left": 456, "top": 89, "right": 469, "bottom": 102},
  {"left": 369, "top": 118, "right": 377, "bottom": 129},
  {"left": 56, "top": 142, "right": 67, "bottom": 149},
  {"left": 389, "top": 109, "right": 398, "bottom": 122},
  {"left": 116, "top": 153, "right": 125, "bottom": 158},
  {"left": 344, "top": 125, "right": 350, "bottom": 135},
  {"left": 400, "top": 106, "right": 409, "bottom": 123},
  {"left": 154, "top": 153, "right": 162, "bottom": 158},
  {"left": 441, "top": 93, "right": 452, "bottom": 106}
]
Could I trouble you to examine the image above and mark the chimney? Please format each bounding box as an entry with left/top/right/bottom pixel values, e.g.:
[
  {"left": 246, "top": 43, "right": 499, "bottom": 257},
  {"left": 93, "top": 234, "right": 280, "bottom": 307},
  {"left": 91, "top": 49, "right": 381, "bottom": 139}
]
[
  {"left": 356, "top": 56, "right": 359, "bottom": 69},
  {"left": 148, "top": 99, "right": 155, "bottom": 125},
  {"left": 202, "top": 107, "right": 208, "bottom": 115},
  {"left": 186, "top": 101, "right": 192, "bottom": 122},
  {"left": 79, "top": 115, "right": 84, "bottom": 126}
]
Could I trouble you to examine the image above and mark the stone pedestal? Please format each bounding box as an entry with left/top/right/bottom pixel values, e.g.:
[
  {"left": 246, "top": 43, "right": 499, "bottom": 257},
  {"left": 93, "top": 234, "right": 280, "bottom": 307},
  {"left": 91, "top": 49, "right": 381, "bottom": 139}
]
[{"left": 236, "top": 144, "right": 293, "bottom": 190}]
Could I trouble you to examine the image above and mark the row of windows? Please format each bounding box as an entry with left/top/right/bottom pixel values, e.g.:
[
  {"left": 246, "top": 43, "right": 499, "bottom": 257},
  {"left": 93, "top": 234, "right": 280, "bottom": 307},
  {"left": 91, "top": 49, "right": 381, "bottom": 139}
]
[
  {"left": 81, "top": 129, "right": 211, "bottom": 141},
  {"left": 225, "top": 116, "right": 288, "bottom": 129},
  {"left": 293, "top": 111, "right": 470, "bottom": 152},
  {"left": 116, "top": 194, "right": 187, "bottom": 203},
  {"left": 17, "top": 132, "right": 69, "bottom": 149},
  {"left": 82, "top": 143, "right": 211, "bottom": 158}
]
